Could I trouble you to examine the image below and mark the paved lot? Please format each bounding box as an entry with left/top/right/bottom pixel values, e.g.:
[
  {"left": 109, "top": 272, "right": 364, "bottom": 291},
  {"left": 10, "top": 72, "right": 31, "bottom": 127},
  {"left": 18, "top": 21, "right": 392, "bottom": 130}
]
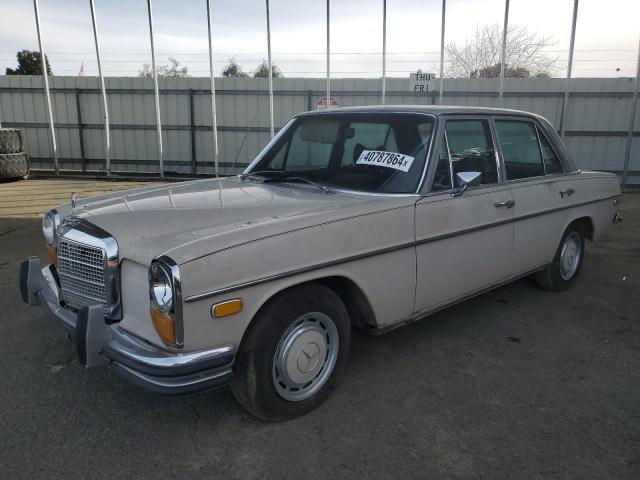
[{"left": 1, "top": 179, "right": 639, "bottom": 479}]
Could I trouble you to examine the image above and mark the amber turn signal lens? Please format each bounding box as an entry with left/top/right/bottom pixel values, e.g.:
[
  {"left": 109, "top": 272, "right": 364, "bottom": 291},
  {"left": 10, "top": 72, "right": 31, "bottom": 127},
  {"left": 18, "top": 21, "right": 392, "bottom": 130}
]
[
  {"left": 45, "top": 242, "right": 58, "bottom": 265},
  {"left": 150, "top": 307, "right": 177, "bottom": 345},
  {"left": 212, "top": 299, "right": 243, "bottom": 318}
]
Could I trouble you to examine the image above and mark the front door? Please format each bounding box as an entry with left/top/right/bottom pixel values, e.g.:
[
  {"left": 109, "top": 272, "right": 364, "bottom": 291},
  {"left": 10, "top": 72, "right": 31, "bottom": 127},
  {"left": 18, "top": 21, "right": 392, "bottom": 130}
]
[{"left": 414, "top": 117, "right": 514, "bottom": 313}]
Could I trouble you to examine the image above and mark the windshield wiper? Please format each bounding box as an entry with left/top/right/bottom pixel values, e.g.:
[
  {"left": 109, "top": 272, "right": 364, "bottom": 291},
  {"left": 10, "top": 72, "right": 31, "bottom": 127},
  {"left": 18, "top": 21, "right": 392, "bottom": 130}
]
[
  {"left": 239, "top": 170, "right": 287, "bottom": 180},
  {"left": 240, "top": 171, "right": 332, "bottom": 194},
  {"left": 265, "top": 176, "right": 333, "bottom": 194}
]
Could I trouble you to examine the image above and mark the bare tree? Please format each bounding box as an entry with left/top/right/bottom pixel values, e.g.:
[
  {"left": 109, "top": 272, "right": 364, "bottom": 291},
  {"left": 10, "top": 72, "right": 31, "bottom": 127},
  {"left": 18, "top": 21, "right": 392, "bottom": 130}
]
[
  {"left": 138, "top": 57, "right": 189, "bottom": 78},
  {"left": 445, "top": 24, "right": 558, "bottom": 78}
]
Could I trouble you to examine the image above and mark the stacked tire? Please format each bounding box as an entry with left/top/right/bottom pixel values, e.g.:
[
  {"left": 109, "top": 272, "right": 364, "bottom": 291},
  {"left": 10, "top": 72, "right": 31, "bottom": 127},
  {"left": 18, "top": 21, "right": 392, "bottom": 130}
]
[{"left": 0, "top": 128, "right": 29, "bottom": 181}]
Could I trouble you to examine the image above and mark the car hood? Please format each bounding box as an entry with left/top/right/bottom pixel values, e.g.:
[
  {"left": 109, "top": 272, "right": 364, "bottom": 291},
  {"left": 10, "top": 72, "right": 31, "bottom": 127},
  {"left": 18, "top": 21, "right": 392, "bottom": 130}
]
[{"left": 60, "top": 177, "right": 411, "bottom": 265}]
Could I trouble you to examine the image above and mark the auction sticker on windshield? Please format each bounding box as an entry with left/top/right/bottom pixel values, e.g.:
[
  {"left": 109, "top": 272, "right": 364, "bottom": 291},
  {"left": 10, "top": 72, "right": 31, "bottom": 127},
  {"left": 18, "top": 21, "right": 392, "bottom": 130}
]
[{"left": 355, "top": 150, "right": 414, "bottom": 172}]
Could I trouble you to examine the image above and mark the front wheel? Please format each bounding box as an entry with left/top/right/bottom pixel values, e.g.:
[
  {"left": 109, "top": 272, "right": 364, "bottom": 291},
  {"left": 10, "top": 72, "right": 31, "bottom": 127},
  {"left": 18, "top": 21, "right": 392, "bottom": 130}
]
[
  {"left": 231, "top": 283, "right": 351, "bottom": 421},
  {"left": 535, "top": 225, "right": 585, "bottom": 291}
]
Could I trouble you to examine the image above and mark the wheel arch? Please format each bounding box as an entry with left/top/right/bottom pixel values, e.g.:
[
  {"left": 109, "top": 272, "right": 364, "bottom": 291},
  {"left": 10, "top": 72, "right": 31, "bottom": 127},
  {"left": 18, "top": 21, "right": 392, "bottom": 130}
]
[
  {"left": 565, "top": 215, "right": 594, "bottom": 241},
  {"left": 242, "top": 275, "right": 377, "bottom": 344}
]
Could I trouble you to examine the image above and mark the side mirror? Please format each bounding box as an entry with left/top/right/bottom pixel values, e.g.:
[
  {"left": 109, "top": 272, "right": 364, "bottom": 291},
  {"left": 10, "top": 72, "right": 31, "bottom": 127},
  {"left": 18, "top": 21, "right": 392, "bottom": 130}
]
[{"left": 451, "top": 171, "right": 481, "bottom": 197}]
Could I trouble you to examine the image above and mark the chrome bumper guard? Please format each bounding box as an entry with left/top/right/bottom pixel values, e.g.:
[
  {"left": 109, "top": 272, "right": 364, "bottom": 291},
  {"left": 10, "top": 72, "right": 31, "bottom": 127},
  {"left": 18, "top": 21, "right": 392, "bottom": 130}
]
[{"left": 20, "top": 256, "right": 235, "bottom": 395}]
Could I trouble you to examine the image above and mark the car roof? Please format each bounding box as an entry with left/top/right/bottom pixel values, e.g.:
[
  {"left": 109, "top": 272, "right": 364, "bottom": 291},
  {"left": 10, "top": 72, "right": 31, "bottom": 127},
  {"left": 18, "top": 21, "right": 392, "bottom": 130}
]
[{"left": 298, "top": 105, "right": 541, "bottom": 118}]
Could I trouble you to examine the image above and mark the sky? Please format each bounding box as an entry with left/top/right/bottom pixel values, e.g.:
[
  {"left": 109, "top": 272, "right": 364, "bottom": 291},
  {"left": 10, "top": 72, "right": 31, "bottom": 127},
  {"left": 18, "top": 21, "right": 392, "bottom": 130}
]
[{"left": 0, "top": 0, "right": 638, "bottom": 79}]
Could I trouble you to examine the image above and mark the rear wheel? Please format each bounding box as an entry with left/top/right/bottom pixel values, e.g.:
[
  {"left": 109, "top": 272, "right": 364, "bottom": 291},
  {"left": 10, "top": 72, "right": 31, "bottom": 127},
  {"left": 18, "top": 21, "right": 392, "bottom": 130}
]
[
  {"left": 535, "top": 225, "right": 585, "bottom": 291},
  {"left": 232, "top": 283, "right": 351, "bottom": 421}
]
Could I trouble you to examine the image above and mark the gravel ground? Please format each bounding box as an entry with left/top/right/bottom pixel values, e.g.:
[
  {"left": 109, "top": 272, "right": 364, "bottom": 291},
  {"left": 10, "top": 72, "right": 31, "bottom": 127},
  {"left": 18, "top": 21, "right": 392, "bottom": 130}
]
[{"left": 0, "top": 179, "right": 638, "bottom": 480}]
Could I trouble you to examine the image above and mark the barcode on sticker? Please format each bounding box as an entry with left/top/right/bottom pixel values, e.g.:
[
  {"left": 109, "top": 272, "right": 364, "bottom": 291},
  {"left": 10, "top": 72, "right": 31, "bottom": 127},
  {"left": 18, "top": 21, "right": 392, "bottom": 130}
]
[{"left": 355, "top": 150, "right": 414, "bottom": 172}]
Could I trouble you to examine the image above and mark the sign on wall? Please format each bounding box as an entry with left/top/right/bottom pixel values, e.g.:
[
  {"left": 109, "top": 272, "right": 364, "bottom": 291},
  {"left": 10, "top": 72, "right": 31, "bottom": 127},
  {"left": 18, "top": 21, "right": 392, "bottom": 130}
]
[
  {"left": 315, "top": 97, "right": 341, "bottom": 110},
  {"left": 409, "top": 72, "right": 435, "bottom": 93}
]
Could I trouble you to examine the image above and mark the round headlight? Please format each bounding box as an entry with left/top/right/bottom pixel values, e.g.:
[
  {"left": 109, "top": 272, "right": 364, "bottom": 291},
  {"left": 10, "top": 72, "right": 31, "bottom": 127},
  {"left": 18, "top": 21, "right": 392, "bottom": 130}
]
[
  {"left": 150, "top": 263, "right": 173, "bottom": 312},
  {"left": 42, "top": 213, "right": 55, "bottom": 245}
]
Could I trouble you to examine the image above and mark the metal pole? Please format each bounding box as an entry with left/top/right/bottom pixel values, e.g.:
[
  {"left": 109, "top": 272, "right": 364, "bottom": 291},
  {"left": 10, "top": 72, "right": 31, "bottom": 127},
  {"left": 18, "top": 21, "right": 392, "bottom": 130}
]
[
  {"left": 206, "top": 0, "right": 219, "bottom": 176},
  {"left": 89, "top": 0, "right": 111, "bottom": 176},
  {"left": 326, "top": 0, "right": 330, "bottom": 110},
  {"left": 146, "top": 0, "right": 164, "bottom": 177},
  {"left": 439, "top": 0, "right": 446, "bottom": 105},
  {"left": 560, "top": 0, "right": 579, "bottom": 138},
  {"left": 266, "top": 0, "right": 274, "bottom": 138},
  {"left": 381, "top": 0, "right": 386, "bottom": 105},
  {"left": 498, "top": 0, "right": 510, "bottom": 106},
  {"left": 622, "top": 36, "right": 640, "bottom": 189},
  {"left": 33, "top": 0, "right": 58, "bottom": 174}
]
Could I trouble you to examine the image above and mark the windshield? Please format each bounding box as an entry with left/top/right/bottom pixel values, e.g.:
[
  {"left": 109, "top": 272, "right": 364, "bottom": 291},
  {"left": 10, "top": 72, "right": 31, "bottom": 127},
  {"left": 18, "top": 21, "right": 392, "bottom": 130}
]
[{"left": 246, "top": 113, "right": 435, "bottom": 194}]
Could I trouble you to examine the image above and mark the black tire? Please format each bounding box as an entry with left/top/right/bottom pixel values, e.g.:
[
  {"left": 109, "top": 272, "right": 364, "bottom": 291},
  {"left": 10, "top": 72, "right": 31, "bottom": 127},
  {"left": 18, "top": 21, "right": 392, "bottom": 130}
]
[
  {"left": 0, "top": 152, "right": 30, "bottom": 180},
  {"left": 535, "top": 224, "right": 586, "bottom": 291},
  {"left": 232, "top": 283, "right": 351, "bottom": 421},
  {"left": 0, "top": 129, "right": 22, "bottom": 154}
]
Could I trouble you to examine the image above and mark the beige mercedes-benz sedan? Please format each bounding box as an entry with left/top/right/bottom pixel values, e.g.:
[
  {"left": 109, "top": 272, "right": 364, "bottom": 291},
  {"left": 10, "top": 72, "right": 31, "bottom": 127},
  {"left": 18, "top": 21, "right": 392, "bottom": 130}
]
[{"left": 21, "top": 106, "right": 622, "bottom": 420}]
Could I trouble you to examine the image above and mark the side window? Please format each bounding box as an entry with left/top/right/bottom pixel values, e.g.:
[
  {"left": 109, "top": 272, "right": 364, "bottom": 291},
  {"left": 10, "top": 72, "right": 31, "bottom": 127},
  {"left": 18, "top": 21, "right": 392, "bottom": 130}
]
[
  {"left": 495, "top": 120, "right": 545, "bottom": 180},
  {"left": 430, "top": 140, "right": 452, "bottom": 191},
  {"left": 284, "top": 125, "right": 333, "bottom": 171},
  {"left": 445, "top": 119, "right": 498, "bottom": 186},
  {"left": 538, "top": 128, "right": 564, "bottom": 174}
]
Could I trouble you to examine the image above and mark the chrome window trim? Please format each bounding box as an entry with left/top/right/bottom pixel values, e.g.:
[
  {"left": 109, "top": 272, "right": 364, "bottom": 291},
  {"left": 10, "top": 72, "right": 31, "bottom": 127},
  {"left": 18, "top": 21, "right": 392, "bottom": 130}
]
[
  {"left": 535, "top": 122, "right": 567, "bottom": 175},
  {"left": 500, "top": 171, "right": 580, "bottom": 187},
  {"left": 425, "top": 115, "right": 502, "bottom": 195},
  {"left": 534, "top": 123, "right": 548, "bottom": 176},
  {"left": 490, "top": 114, "right": 571, "bottom": 175},
  {"left": 245, "top": 112, "right": 438, "bottom": 197},
  {"left": 487, "top": 117, "right": 506, "bottom": 184},
  {"left": 493, "top": 117, "right": 545, "bottom": 183},
  {"left": 58, "top": 219, "right": 121, "bottom": 322},
  {"left": 152, "top": 255, "right": 184, "bottom": 349},
  {"left": 444, "top": 130, "right": 455, "bottom": 189},
  {"left": 490, "top": 115, "right": 577, "bottom": 185},
  {"left": 419, "top": 180, "right": 514, "bottom": 199}
]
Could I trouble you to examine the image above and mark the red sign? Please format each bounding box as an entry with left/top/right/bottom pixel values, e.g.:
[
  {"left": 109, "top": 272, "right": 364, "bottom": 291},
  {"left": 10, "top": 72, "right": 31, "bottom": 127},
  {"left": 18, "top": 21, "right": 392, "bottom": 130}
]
[{"left": 315, "top": 97, "right": 340, "bottom": 110}]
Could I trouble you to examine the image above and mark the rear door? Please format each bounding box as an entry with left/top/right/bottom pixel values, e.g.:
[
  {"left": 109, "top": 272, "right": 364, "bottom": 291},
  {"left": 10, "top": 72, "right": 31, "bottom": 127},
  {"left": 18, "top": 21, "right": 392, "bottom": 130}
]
[
  {"left": 414, "top": 116, "right": 514, "bottom": 313},
  {"left": 493, "top": 117, "right": 573, "bottom": 273}
]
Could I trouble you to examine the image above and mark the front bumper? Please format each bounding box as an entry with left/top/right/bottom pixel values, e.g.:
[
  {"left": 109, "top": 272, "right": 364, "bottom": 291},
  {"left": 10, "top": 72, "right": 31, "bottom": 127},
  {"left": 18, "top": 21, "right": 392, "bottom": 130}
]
[{"left": 20, "top": 256, "right": 235, "bottom": 395}]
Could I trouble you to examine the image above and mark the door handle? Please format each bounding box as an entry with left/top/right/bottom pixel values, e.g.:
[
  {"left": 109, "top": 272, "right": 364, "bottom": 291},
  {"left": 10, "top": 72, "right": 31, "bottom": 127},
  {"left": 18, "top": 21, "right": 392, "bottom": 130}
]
[
  {"left": 493, "top": 200, "right": 516, "bottom": 208},
  {"left": 559, "top": 188, "right": 575, "bottom": 198}
]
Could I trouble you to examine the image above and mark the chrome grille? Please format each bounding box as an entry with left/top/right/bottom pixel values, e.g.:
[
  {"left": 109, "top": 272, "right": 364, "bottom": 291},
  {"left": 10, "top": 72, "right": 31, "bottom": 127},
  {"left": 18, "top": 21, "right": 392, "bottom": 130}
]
[{"left": 57, "top": 238, "right": 108, "bottom": 313}]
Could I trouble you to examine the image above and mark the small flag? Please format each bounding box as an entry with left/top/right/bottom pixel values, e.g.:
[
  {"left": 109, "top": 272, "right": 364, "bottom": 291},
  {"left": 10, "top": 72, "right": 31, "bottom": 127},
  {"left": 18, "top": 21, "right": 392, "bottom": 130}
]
[{"left": 78, "top": 61, "right": 85, "bottom": 76}]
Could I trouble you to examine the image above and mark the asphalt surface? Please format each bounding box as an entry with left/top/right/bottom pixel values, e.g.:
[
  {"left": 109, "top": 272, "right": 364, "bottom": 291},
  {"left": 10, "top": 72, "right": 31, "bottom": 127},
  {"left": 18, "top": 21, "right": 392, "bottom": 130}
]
[{"left": 1, "top": 179, "right": 639, "bottom": 479}]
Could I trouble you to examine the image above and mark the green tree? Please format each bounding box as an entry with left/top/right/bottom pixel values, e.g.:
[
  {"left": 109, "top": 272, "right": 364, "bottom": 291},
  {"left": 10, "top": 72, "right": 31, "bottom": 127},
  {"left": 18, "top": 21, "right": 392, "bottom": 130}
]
[
  {"left": 138, "top": 57, "right": 189, "bottom": 78},
  {"left": 222, "top": 58, "right": 249, "bottom": 78},
  {"left": 253, "top": 60, "right": 283, "bottom": 78},
  {"left": 5, "top": 49, "right": 53, "bottom": 75}
]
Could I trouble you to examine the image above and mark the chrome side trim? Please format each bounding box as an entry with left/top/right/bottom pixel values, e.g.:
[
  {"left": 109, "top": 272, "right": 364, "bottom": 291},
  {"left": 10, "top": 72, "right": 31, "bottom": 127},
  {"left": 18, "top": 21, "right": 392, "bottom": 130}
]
[{"left": 184, "top": 193, "right": 619, "bottom": 303}]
